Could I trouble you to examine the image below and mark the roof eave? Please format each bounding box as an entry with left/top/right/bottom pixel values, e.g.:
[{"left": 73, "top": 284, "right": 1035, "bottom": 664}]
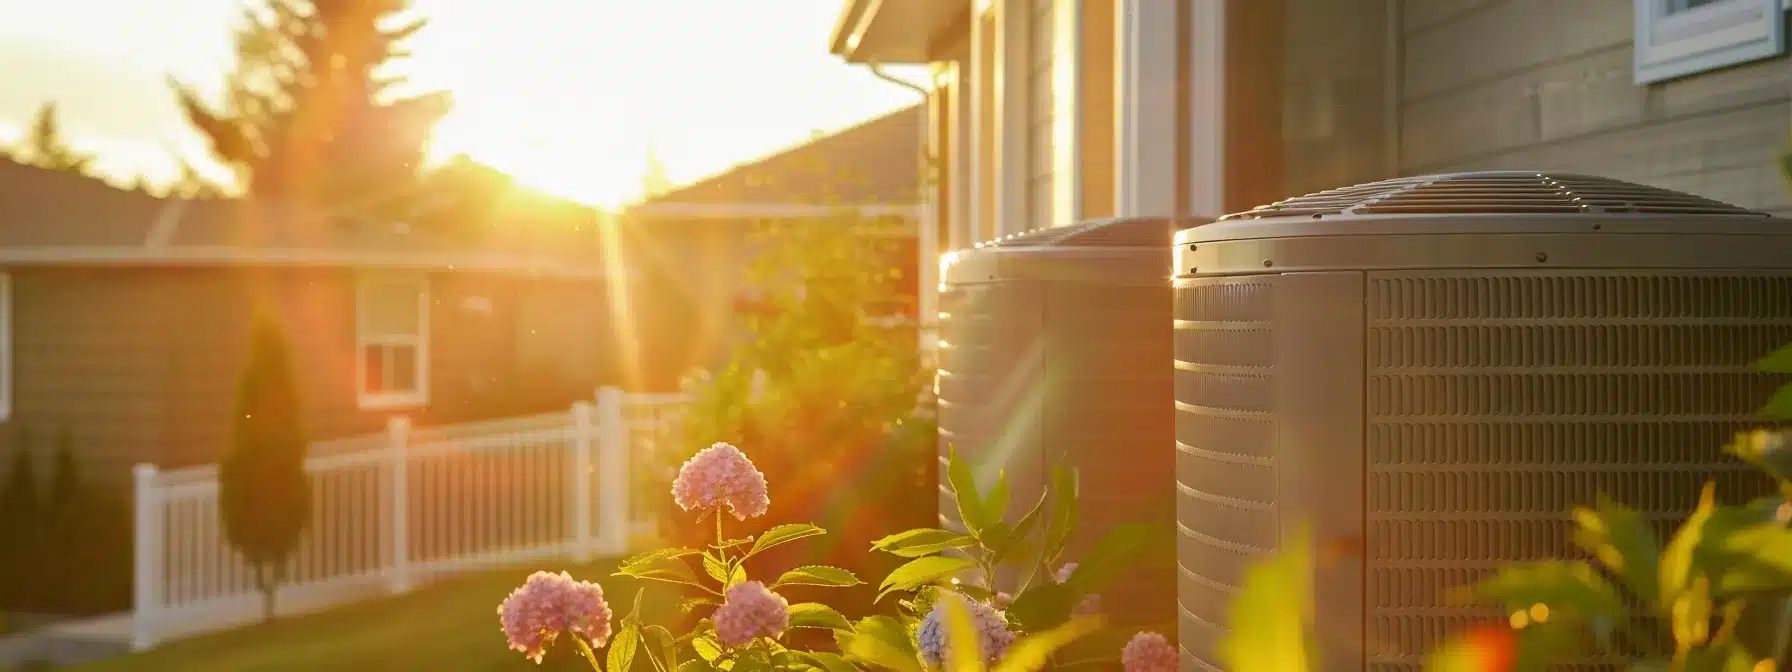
[{"left": 831, "top": 0, "right": 969, "bottom": 65}]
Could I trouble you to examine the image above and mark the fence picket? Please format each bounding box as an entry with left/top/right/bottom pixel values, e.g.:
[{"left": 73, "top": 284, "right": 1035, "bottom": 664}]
[{"left": 127, "top": 387, "right": 690, "bottom": 651}]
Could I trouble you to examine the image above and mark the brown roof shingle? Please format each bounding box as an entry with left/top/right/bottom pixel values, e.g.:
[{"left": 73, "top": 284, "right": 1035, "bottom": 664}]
[{"left": 639, "top": 105, "right": 923, "bottom": 207}]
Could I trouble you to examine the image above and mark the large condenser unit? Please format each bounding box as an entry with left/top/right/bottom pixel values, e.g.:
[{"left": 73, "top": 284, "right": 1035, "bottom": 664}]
[
  {"left": 1171, "top": 171, "right": 1792, "bottom": 669},
  {"left": 936, "top": 216, "right": 1183, "bottom": 626}
]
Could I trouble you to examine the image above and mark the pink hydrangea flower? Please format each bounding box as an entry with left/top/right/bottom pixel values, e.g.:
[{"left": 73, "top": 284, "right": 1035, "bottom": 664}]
[
  {"left": 497, "top": 571, "right": 613, "bottom": 663},
  {"left": 672, "top": 442, "right": 771, "bottom": 520},
  {"left": 1054, "top": 562, "right": 1101, "bottom": 616},
  {"left": 713, "top": 581, "right": 790, "bottom": 647},
  {"left": 1122, "top": 631, "right": 1178, "bottom": 672}
]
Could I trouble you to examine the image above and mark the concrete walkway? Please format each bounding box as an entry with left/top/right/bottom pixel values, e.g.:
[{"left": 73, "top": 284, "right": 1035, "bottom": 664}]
[{"left": 0, "top": 613, "right": 131, "bottom": 668}]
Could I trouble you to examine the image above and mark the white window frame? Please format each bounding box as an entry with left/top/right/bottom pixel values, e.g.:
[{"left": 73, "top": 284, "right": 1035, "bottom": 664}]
[
  {"left": 1634, "top": 0, "right": 1786, "bottom": 84},
  {"left": 0, "top": 273, "right": 12, "bottom": 422},
  {"left": 355, "top": 271, "right": 429, "bottom": 410}
]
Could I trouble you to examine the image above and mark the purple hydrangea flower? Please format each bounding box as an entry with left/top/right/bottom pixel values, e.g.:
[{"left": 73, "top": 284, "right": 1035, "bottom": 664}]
[
  {"left": 1122, "top": 631, "right": 1178, "bottom": 672},
  {"left": 1054, "top": 562, "right": 1101, "bottom": 616},
  {"left": 916, "top": 593, "right": 1015, "bottom": 667},
  {"left": 672, "top": 442, "right": 771, "bottom": 520},
  {"left": 713, "top": 581, "right": 790, "bottom": 647},
  {"left": 497, "top": 571, "right": 613, "bottom": 663}
]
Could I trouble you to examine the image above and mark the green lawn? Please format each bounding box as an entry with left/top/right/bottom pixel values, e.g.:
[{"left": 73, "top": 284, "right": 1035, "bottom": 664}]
[{"left": 73, "top": 559, "right": 648, "bottom": 672}]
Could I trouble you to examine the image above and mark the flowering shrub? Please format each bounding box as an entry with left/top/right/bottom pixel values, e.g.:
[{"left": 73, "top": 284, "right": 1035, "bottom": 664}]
[{"left": 497, "top": 440, "right": 1172, "bottom": 670}]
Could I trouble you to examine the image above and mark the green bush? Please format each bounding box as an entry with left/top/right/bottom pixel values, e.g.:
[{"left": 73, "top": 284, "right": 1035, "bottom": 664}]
[{"left": 219, "top": 312, "right": 311, "bottom": 622}]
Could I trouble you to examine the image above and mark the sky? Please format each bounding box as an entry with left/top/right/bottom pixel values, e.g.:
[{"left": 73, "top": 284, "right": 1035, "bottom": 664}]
[{"left": 0, "top": 0, "right": 927, "bottom": 207}]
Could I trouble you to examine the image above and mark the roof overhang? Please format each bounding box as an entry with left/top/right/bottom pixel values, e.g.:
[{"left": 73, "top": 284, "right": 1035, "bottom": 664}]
[
  {"left": 0, "top": 246, "right": 625, "bottom": 279},
  {"left": 829, "top": 0, "right": 971, "bottom": 64},
  {"left": 627, "top": 202, "right": 922, "bottom": 220}
]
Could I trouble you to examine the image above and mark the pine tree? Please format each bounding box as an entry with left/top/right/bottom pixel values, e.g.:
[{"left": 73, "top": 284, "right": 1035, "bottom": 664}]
[
  {"left": 219, "top": 313, "right": 310, "bottom": 621},
  {"left": 168, "top": 0, "right": 449, "bottom": 211},
  {"left": 13, "top": 103, "right": 94, "bottom": 174}
]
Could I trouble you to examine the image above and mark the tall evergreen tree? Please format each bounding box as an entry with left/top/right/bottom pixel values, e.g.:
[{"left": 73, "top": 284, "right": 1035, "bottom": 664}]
[
  {"left": 168, "top": 0, "right": 449, "bottom": 211},
  {"left": 12, "top": 102, "right": 94, "bottom": 174},
  {"left": 219, "top": 313, "right": 311, "bottom": 621}
]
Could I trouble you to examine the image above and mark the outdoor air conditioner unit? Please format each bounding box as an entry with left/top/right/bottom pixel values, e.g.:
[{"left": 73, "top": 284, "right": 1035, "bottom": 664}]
[
  {"left": 936, "top": 216, "right": 1184, "bottom": 627},
  {"left": 1171, "top": 171, "right": 1792, "bottom": 669}
]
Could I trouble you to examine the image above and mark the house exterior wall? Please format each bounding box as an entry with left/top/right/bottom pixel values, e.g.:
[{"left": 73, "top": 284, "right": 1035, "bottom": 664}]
[
  {"left": 1398, "top": 0, "right": 1792, "bottom": 214},
  {"left": 0, "top": 266, "right": 619, "bottom": 480}
]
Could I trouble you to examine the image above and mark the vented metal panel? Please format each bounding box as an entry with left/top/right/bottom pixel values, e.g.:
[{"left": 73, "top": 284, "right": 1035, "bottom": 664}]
[
  {"left": 939, "top": 217, "right": 1180, "bottom": 625},
  {"left": 1171, "top": 278, "right": 1278, "bottom": 668},
  {"left": 1362, "top": 271, "right": 1789, "bottom": 667},
  {"left": 1173, "top": 172, "right": 1792, "bottom": 671},
  {"left": 1219, "top": 171, "right": 1770, "bottom": 219}
]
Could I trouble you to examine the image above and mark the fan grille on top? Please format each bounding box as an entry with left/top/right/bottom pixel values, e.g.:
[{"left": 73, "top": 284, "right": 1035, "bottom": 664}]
[{"left": 1217, "top": 171, "right": 1771, "bottom": 220}]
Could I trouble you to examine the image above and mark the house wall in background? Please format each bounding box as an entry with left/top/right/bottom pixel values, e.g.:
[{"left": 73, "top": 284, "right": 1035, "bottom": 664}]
[{"left": 0, "top": 266, "right": 620, "bottom": 480}]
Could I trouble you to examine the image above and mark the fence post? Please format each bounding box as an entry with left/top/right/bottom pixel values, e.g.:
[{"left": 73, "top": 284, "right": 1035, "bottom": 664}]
[
  {"left": 131, "top": 463, "right": 162, "bottom": 652},
  {"left": 571, "top": 401, "right": 596, "bottom": 562},
  {"left": 596, "top": 386, "right": 629, "bottom": 554},
  {"left": 387, "top": 416, "right": 413, "bottom": 594}
]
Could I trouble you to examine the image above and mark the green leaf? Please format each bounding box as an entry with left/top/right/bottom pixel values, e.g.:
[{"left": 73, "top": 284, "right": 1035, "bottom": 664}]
[
  {"left": 870, "top": 528, "right": 977, "bottom": 558},
  {"left": 1661, "top": 481, "right": 1758, "bottom": 600},
  {"left": 940, "top": 597, "right": 989, "bottom": 672},
  {"left": 1725, "top": 430, "right": 1792, "bottom": 483},
  {"left": 991, "top": 615, "right": 1104, "bottom": 672},
  {"left": 1757, "top": 342, "right": 1792, "bottom": 373},
  {"left": 1002, "top": 490, "right": 1049, "bottom": 561},
  {"left": 677, "top": 660, "right": 719, "bottom": 672},
  {"left": 845, "top": 616, "right": 922, "bottom": 672},
  {"left": 983, "top": 469, "right": 1010, "bottom": 526},
  {"left": 1470, "top": 561, "right": 1624, "bottom": 623},
  {"left": 1570, "top": 498, "right": 1662, "bottom": 607},
  {"left": 1043, "top": 466, "right": 1079, "bottom": 564},
  {"left": 746, "top": 523, "right": 826, "bottom": 560},
  {"left": 692, "top": 634, "right": 725, "bottom": 662},
  {"left": 1715, "top": 523, "right": 1792, "bottom": 595},
  {"left": 680, "top": 596, "right": 720, "bottom": 614},
  {"left": 980, "top": 522, "right": 1013, "bottom": 559},
  {"left": 1064, "top": 522, "right": 1162, "bottom": 597},
  {"left": 608, "top": 623, "right": 641, "bottom": 672},
  {"left": 616, "top": 551, "right": 707, "bottom": 590},
  {"left": 1219, "top": 525, "right": 1314, "bottom": 672},
  {"left": 620, "top": 547, "right": 704, "bottom": 573},
  {"left": 645, "top": 625, "right": 679, "bottom": 671},
  {"left": 877, "top": 555, "right": 977, "bottom": 601},
  {"left": 947, "top": 445, "right": 988, "bottom": 536},
  {"left": 774, "top": 565, "right": 863, "bottom": 589},
  {"left": 1005, "top": 581, "right": 1075, "bottom": 633},
  {"left": 797, "top": 652, "right": 860, "bottom": 672},
  {"left": 787, "top": 602, "right": 855, "bottom": 631},
  {"left": 1762, "top": 385, "right": 1792, "bottom": 421},
  {"left": 703, "top": 553, "right": 732, "bottom": 584}
]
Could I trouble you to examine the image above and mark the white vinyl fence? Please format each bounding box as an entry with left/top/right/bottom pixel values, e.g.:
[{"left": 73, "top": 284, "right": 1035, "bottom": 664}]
[{"left": 128, "top": 386, "right": 690, "bottom": 651}]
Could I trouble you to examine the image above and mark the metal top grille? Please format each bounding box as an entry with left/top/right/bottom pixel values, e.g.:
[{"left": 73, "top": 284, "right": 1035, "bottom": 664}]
[
  {"left": 1217, "top": 171, "right": 1772, "bottom": 221},
  {"left": 971, "top": 217, "right": 1179, "bottom": 249}
]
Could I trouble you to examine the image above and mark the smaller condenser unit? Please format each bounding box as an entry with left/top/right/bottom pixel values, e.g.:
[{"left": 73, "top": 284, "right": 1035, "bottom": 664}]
[
  {"left": 936, "top": 216, "right": 1182, "bottom": 625},
  {"left": 1171, "top": 171, "right": 1792, "bottom": 670}
]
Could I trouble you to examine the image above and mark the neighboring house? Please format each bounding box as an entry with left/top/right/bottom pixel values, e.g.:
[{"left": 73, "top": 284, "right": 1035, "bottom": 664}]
[
  {"left": 621, "top": 106, "right": 925, "bottom": 389},
  {"left": 0, "top": 159, "right": 628, "bottom": 478},
  {"left": 831, "top": 0, "right": 1792, "bottom": 261}
]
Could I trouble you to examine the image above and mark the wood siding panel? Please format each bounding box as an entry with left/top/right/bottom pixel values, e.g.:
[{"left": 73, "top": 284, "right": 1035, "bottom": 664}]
[
  {"left": 4, "top": 268, "right": 174, "bottom": 481},
  {"left": 4, "top": 266, "right": 615, "bottom": 481},
  {"left": 1397, "top": 0, "right": 1792, "bottom": 213},
  {"left": 1283, "top": 0, "right": 1397, "bottom": 197}
]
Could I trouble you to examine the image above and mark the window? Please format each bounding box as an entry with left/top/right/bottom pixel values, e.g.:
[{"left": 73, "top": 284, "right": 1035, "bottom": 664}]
[
  {"left": 356, "top": 271, "right": 428, "bottom": 409},
  {"left": 0, "top": 273, "right": 11, "bottom": 422},
  {"left": 1634, "top": 0, "right": 1785, "bottom": 84}
]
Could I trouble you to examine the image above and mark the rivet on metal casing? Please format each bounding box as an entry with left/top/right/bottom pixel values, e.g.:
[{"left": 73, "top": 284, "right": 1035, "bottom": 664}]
[
  {"left": 1262, "top": 259, "right": 1274, "bottom": 268},
  {"left": 1189, "top": 267, "right": 1198, "bottom": 274},
  {"left": 1591, "top": 223, "right": 1602, "bottom": 231},
  {"left": 1188, "top": 244, "right": 1197, "bottom": 251},
  {"left": 1535, "top": 252, "right": 1549, "bottom": 263}
]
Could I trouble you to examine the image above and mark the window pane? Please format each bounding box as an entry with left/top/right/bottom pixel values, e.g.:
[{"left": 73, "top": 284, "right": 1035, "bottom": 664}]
[
  {"left": 363, "top": 280, "right": 421, "bottom": 337},
  {"left": 365, "top": 345, "right": 387, "bottom": 394},
  {"left": 390, "top": 344, "right": 418, "bottom": 393}
]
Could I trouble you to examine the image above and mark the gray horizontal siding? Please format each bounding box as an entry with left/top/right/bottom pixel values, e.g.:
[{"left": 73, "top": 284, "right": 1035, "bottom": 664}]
[{"left": 1398, "top": 0, "right": 1792, "bottom": 214}]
